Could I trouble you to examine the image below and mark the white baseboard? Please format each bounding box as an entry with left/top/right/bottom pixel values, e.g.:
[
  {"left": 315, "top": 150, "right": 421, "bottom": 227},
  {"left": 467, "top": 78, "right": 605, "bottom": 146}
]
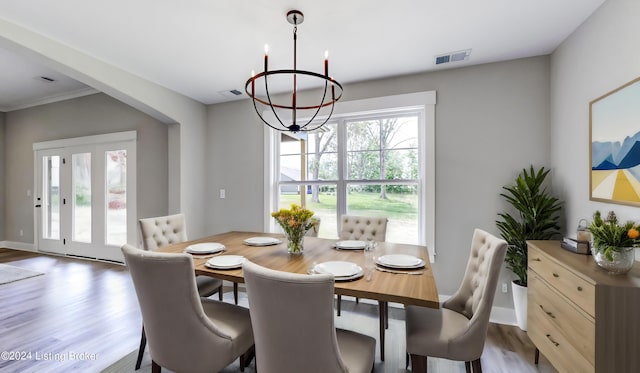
[
  {"left": 489, "top": 306, "right": 517, "bottom": 326},
  {"left": 1, "top": 241, "right": 36, "bottom": 252},
  {"left": 0, "top": 241, "right": 125, "bottom": 266}
]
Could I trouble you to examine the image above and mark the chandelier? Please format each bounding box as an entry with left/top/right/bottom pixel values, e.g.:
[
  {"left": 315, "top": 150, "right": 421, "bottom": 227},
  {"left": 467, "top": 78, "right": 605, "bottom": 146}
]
[{"left": 244, "top": 10, "right": 343, "bottom": 132}]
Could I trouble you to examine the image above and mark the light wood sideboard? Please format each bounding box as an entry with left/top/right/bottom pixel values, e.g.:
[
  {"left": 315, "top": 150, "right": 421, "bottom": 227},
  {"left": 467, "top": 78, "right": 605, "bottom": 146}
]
[{"left": 527, "top": 240, "right": 640, "bottom": 373}]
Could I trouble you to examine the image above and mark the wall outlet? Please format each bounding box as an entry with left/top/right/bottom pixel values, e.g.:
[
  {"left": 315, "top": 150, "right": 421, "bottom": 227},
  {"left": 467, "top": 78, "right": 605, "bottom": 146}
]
[
  {"left": 19, "top": 229, "right": 23, "bottom": 237},
  {"left": 219, "top": 189, "right": 226, "bottom": 199},
  {"left": 501, "top": 282, "right": 508, "bottom": 293}
]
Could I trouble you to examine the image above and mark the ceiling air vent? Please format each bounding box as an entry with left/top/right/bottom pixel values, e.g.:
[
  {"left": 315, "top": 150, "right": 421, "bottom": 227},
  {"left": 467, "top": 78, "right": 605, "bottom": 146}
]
[
  {"left": 218, "top": 89, "right": 244, "bottom": 99},
  {"left": 434, "top": 49, "right": 471, "bottom": 65}
]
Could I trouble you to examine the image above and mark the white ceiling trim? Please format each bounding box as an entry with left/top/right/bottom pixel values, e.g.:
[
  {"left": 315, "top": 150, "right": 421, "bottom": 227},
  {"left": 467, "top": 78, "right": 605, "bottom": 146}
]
[{"left": 0, "top": 87, "right": 98, "bottom": 112}]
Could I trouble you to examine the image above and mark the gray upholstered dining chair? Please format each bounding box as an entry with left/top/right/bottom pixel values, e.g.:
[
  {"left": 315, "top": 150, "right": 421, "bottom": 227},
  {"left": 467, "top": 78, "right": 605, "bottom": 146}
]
[
  {"left": 138, "top": 213, "right": 224, "bottom": 300},
  {"left": 305, "top": 217, "right": 321, "bottom": 237},
  {"left": 405, "top": 228, "right": 507, "bottom": 373},
  {"left": 135, "top": 213, "right": 224, "bottom": 370},
  {"left": 122, "top": 244, "right": 254, "bottom": 373},
  {"left": 339, "top": 215, "right": 388, "bottom": 241},
  {"left": 336, "top": 215, "right": 389, "bottom": 316},
  {"left": 243, "top": 260, "right": 376, "bottom": 373}
]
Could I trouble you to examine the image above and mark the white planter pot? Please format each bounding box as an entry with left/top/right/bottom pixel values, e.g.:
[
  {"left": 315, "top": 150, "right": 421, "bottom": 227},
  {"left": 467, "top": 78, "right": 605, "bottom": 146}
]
[{"left": 511, "top": 281, "right": 527, "bottom": 331}]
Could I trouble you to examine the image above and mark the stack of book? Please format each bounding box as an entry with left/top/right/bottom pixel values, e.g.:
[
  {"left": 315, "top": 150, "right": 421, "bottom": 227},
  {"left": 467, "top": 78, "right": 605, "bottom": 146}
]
[{"left": 560, "top": 237, "right": 590, "bottom": 255}]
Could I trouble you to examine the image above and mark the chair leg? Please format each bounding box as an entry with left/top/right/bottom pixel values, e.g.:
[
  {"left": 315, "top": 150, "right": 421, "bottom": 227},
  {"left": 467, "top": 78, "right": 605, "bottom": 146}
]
[
  {"left": 534, "top": 347, "right": 539, "bottom": 365},
  {"left": 218, "top": 285, "right": 223, "bottom": 301},
  {"left": 465, "top": 361, "right": 471, "bottom": 373},
  {"left": 239, "top": 344, "right": 256, "bottom": 372},
  {"left": 378, "top": 300, "right": 386, "bottom": 361},
  {"left": 471, "top": 358, "right": 482, "bottom": 373},
  {"left": 135, "top": 325, "right": 146, "bottom": 370},
  {"left": 409, "top": 354, "right": 427, "bottom": 373},
  {"left": 406, "top": 352, "right": 410, "bottom": 369},
  {"left": 233, "top": 283, "right": 239, "bottom": 305},
  {"left": 337, "top": 295, "right": 342, "bottom": 316},
  {"left": 151, "top": 360, "right": 161, "bottom": 373}
]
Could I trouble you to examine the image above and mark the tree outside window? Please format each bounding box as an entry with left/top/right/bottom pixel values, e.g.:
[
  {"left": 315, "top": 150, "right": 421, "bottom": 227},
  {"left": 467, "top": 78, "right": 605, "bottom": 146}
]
[{"left": 278, "top": 112, "right": 421, "bottom": 244}]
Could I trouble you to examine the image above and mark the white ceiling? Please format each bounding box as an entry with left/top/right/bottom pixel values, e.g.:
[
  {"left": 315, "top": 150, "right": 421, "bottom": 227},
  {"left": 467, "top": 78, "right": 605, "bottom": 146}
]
[{"left": 0, "top": 0, "right": 606, "bottom": 111}]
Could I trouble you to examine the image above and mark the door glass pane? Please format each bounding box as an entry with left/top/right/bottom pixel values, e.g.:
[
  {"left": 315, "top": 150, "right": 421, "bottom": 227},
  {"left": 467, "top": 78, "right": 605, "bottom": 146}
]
[
  {"left": 346, "top": 183, "right": 419, "bottom": 244},
  {"left": 106, "top": 150, "right": 127, "bottom": 246},
  {"left": 42, "top": 156, "right": 60, "bottom": 240},
  {"left": 72, "top": 153, "right": 92, "bottom": 243}
]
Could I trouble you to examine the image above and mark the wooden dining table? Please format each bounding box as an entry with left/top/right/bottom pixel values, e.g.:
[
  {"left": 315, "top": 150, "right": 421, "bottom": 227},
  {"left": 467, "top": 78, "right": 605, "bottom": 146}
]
[{"left": 158, "top": 231, "right": 440, "bottom": 360}]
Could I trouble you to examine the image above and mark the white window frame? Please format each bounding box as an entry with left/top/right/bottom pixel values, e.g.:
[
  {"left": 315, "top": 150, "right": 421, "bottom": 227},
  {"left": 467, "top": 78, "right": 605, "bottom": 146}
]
[{"left": 264, "top": 91, "right": 436, "bottom": 261}]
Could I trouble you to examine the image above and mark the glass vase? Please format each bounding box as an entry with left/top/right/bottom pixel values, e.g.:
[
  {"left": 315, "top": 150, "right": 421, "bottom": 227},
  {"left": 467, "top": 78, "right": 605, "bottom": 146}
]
[
  {"left": 593, "top": 246, "right": 635, "bottom": 275},
  {"left": 286, "top": 232, "right": 304, "bottom": 255}
]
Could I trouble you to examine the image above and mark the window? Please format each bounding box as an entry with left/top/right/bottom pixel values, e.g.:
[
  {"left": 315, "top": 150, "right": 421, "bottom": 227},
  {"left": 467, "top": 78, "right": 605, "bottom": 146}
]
[{"left": 265, "top": 92, "right": 436, "bottom": 257}]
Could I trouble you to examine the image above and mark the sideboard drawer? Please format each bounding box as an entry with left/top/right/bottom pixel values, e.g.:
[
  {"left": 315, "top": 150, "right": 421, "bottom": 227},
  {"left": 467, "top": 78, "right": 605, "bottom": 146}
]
[
  {"left": 529, "top": 306, "right": 594, "bottom": 373},
  {"left": 529, "top": 245, "right": 595, "bottom": 317},
  {"left": 529, "top": 273, "right": 595, "bottom": 365}
]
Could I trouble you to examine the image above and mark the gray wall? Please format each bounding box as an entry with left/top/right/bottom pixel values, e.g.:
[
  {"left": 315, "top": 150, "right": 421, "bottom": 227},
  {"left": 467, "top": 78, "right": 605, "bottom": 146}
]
[
  {"left": 550, "top": 0, "right": 640, "bottom": 233},
  {"left": 3, "top": 93, "right": 169, "bottom": 243},
  {"left": 1, "top": 19, "right": 209, "bottom": 239},
  {"left": 207, "top": 56, "right": 551, "bottom": 308}
]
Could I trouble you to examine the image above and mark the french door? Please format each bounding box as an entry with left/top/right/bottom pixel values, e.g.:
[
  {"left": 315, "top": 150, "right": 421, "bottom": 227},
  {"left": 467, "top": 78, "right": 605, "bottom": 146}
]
[{"left": 34, "top": 132, "right": 137, "bottom": 262}]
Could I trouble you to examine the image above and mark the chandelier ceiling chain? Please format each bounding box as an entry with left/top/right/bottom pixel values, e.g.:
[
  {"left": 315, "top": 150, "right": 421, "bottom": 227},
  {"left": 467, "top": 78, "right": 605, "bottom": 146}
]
[{"left": 245, "top": 10, "right": 343, "bottom": 132}]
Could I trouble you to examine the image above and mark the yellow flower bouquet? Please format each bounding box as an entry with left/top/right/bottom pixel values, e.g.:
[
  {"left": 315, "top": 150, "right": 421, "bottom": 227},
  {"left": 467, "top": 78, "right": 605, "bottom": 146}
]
[{"left": 271, "top": 204, "right": 317, "bottom": 254}]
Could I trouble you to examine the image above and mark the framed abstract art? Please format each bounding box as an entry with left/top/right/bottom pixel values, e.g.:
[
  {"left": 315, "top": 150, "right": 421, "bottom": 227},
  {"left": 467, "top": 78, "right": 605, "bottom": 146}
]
[{"left": 590, "top": 76, "right": 640, "bottom": 206}]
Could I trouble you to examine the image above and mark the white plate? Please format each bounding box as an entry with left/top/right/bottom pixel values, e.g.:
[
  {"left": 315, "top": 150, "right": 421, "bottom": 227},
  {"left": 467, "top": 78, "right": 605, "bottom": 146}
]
[
  {"left": 244, "top": 237, "right": 282, "bottom": 246},
  {"left": 376, "top": 254, "right": 425, "bottom": 269},
  {"left": 310, "top": 267, "right": 364, "bottom": 281},
  {"left": 334, "top": 269, "right": 364, "bottom": 281},
  {"left": 205, "top": 255, "right": 246, "bottom": 269},
  {"left": 313, "top": 261, "right": 363, "bottom": 278},
  {"left": 185, "top": 242, "right": 225, "bottom": 254},
  {"left": 334, "top": 240, "right": 367, "bottom": 250}
]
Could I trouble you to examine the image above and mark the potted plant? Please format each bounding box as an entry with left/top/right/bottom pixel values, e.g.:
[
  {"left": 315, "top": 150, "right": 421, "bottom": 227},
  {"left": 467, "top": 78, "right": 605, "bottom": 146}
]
[
  {"left": 496, "top": 166, "right": 562, "bottom": 330},
  {"left": 588, "top": 210, "right": 638, "bottom": 275}
]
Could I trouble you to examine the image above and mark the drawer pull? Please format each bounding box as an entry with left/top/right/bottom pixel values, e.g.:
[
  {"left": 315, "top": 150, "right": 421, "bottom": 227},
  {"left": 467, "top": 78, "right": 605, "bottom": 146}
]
[
  {"left": 546, "top": 334, "right": 560, "bottom": 347},
  {"left": 539, "top": 304, "right": 556, "bottom": 318},
  {"left": 531, "top": 258, "right": 541, "bottom": 262},
  {"left": 577, "top": 286, "right": 583, "bottom": 292},
  {"left": 552, "top": 273, "right": 559, "bottom": 278}
]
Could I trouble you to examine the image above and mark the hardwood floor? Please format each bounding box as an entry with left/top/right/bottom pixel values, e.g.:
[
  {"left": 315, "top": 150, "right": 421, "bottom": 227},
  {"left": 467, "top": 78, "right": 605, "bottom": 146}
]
[
  {"left": 1, "top": 249, "right": 557, "bottom": 373},
  {"left": 0, "top": 248, "right": 141, "bottom": 373}
]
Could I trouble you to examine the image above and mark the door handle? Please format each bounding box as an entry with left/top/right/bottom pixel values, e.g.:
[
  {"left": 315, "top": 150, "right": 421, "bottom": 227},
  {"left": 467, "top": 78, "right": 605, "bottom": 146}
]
[{"left": 35, "top": 204, "right": 41, "bottom": 208}]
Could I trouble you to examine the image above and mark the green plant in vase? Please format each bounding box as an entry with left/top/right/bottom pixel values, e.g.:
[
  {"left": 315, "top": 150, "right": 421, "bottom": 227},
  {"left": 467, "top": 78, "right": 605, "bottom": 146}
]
[
  {"left": 588, "top": 210, "right": 638, "bottom": 275},
  {"left": 589, "top": 210, "right": 640, "bottom": 260}
]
